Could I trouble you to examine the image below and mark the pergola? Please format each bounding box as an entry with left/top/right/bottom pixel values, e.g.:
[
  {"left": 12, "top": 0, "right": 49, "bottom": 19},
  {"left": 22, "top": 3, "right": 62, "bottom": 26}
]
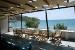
[{"left": 0, "top": 0, "right": 75, "bottom": 38}]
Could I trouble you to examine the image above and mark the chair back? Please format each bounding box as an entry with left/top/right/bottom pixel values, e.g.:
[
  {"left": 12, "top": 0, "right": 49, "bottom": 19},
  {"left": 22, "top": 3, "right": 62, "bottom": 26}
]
[
  {"left": 16, "top": 29, "right": 22, "bottom": 34},
  {"left": 25, "top": 29, "right": 31, "bottom": 34},
  {"left": 33, "top": 29, "right": 42, "bottom": 36},
  {"left": 55, "top": 31, "right": 62, "bottom": 38},
  {"left": 56, "top": 31, "right": 61, "bottom": 35}
]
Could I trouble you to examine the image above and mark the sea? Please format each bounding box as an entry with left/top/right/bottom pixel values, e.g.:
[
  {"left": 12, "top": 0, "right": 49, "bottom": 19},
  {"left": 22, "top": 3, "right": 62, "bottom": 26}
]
[{"left": 10, "top": 19, "right": 75, "bottom": 31}]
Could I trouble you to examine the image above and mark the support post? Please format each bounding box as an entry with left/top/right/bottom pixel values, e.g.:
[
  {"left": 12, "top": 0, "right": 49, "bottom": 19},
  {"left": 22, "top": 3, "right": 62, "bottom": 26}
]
[
  {"left": 21, "top": 13, "right": 22, "bottom": 29},
  {"left": 44, "top": 8, "right": 49, "bottom": 39},
  {"left": 8, "top": 16, "right": 9, "bottom": 32},
  {"left": 74, "top": 6, "right": 75, "bottom": 14},
  {"left": 0, "top": 26, "right": 1, "bottom": 40}
]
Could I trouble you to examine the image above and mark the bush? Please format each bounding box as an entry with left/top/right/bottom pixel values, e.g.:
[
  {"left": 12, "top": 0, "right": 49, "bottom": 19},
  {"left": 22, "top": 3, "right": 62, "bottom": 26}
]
[
  {"left": 24, "top": 17, "right": 40, "bottom": 28},
  {"left": 54, "top": 23, "right": 67, "bottom": 30}
]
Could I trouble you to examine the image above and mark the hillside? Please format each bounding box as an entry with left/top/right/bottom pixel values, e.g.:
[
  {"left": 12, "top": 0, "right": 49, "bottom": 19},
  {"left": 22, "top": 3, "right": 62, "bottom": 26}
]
[{"left": 9, "top": 15, "right": 27, "bottom": 21}]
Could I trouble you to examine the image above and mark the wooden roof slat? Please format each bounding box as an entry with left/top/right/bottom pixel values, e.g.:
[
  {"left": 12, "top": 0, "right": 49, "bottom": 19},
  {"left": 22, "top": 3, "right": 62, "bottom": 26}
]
[
  {"left": 0, "top": 6, "right": 8, "bottom": 9},
  {"left": 0, "top": 1, "right": 25, "bottom": 10},
  {"left": 59, "top": 1, "right": 75, "bottom": 6},
  {"left": 9, "top": 0, "right": 29, "bottom": 4},
  {"left": 44, "top": 4, "right": 57, "bottom": 9},
  {"left": 21, "top": 5, "right": 33, "bottom": 10},
  {"left": 1, "top": 0, "right": 19, "bottom": 5},
  {"left": 47, "top": 0, "right": 64, "bottom": 5},
  {"left": 0, "top": 0, "right": 75, "bottom": 17},
  {"left": 0, "top": 1, "right": 16, "bottom": 8},
  {"left": 43, "top": 0, "right": 49, "bottom": 5},
  {"left": 27, "top": 1, "right": 43, "bottom": 10},
  {"left": 11, "top": 7, "right": 24, "bottom": 11},
  {"left": 25, "top": 3, "right": 35, "bottom": 8},
  {"left": 34, "top": 0, "right": 47, "bottom": 6}
]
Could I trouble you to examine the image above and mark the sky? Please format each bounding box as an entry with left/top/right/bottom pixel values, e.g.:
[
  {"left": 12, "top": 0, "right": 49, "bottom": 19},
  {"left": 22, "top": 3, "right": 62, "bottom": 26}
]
[{"left": 22, "top": 7, "right": 75, "bottom": 20}]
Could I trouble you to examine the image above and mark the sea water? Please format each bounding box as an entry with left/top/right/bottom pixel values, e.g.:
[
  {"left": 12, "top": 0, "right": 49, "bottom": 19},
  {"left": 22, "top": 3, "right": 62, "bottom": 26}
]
[{"left": 10, "top": 19, "right": 75, "bottom": 31}]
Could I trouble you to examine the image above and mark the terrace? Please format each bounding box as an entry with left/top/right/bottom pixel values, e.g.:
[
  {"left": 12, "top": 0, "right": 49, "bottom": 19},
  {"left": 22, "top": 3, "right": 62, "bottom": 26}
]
[{"left": 0, "top": 0, "right": 75, "bottom": 50}]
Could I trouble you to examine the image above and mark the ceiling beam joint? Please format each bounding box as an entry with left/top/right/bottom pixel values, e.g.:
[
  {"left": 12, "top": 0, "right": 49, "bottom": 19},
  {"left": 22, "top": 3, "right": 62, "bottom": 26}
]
[{"left": 43, "top": 0, "right": 49, "bottom": 5}]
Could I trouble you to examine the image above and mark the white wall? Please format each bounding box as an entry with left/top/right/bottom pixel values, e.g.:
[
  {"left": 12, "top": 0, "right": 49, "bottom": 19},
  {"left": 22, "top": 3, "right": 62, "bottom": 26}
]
[
  {"left": 68, "top": 32, "right": 75, "bottom": 39},
  {"left": 0, "top": 17, "right": 8, "bottom": 34},
  {"left": 58, "top": 30, "right": 75, "bottom": 40},
  {"left": 49, "top": 30, "right": 75, "bottom": 40}
]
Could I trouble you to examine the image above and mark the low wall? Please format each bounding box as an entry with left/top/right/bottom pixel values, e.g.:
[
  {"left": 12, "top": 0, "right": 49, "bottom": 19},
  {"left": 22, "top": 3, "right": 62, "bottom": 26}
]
[
  {"left": 49, "top": 30, "right": 75, "bottom": 40},
  {"left": 57, "top": 30, "right": 75, "bottom": 40}
]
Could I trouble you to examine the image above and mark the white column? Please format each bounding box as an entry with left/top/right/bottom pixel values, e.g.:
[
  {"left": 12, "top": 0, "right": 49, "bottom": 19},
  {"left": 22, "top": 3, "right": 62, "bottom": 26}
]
[{"left": 0, "top": 17, "right": 8, "bottom": 33}]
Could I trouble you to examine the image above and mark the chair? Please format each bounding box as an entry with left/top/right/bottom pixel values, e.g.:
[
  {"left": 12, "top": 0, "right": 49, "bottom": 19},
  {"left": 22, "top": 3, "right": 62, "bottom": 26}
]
[
  {"left": 24, "top": 29, "right": 31, "bottom": 39},
  {"left": 33, "top": 30, "right": 42, "bottom": 41},
  {"left": 52, "top": 31, "right": 62, "bottom": 44},
  {"left": 41, "top": 31, "right": 48, "bottom": 41},
  {"left": 13, "top": 28, "right": 18, "bottom": 36},
  {"left": 13, "top": 28, "right": 22, "bottom": 37},
  {"left": 16, "top": 29, "right": 23, "bottom": 37}
]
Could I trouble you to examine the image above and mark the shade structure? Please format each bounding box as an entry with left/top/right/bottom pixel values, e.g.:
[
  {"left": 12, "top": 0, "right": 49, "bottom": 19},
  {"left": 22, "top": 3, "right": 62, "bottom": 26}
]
[
  {"left": 0, "top": 0, "right": 75, "bottom": 38},
  {"left": 0, "top": 0, "right": 75, "bottom": 18}
]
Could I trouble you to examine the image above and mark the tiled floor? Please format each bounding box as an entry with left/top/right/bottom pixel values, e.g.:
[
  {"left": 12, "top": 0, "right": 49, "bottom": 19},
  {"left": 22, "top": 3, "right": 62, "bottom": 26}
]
[{"left": 1, "top": 32, "right": 75, "bottom": 50}]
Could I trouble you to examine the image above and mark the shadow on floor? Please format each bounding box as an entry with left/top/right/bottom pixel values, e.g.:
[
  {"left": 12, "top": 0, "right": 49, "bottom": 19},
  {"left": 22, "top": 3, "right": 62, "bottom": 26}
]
[
  {"left": 1, "top": 34, "right": 75, "bottom": 50},
  {"left": 62, "top": 38, "right": 75, "bottom": 42}
]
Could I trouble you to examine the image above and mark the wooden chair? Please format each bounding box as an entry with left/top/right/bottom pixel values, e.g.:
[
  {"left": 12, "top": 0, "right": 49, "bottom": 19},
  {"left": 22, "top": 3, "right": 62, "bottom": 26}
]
[
  {"left": 16, "top": 29, "right": 22, "bottom": 37},
  {"left": 13, "top": 28, "right": 22, "bottom": 37},
  {"left": 41, "top": 31, "right": 48, "bottom": 41},
  {"left": 33, "top": 30, "right": 42, "bottom": 41},
  {"left": 52, "top": 31, "right": 62, "bottom": 42},
  {"left": 24, "top": 29, "right": 31, "bottom": 39},
  {"left": 13, "top": 28, "right": 18, "bottom": 36}
]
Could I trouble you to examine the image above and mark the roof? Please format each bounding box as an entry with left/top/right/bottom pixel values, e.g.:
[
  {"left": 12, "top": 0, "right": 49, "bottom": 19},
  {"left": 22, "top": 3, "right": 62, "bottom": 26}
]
[{"left": 0, "top": 0, "right": 75, "bottom": 19}]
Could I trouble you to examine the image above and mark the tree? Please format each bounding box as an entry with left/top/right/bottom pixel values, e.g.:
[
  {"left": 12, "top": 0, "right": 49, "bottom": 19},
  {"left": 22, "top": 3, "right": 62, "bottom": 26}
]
[
  {"left": 24, "top": 16, "right": 40, "bottom": 28},
  {"left": 54, "top": 23, "right": 67, "bottom": 30}
]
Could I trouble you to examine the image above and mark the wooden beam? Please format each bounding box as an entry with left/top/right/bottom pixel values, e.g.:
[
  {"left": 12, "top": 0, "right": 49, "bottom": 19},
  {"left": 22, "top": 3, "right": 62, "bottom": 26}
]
[
  {"left": 0, "top": 1, "right": 25, "bottom": 10},
  {"left": 7, "top": 5, "right": 75, "bottom": 16},
  {"left": 0, "top": 9, "right": 4, "bottom": 11},
  {"left": 30, "top": 5, "right": 75, "bottom": 13},
  {"left": 16, "top": 7, "right": 25, "bottom": 10},
  {"left": 0, "top": 9, "right": 9, "bottom": 12},
  {"left": 25, "top": 3, "right": 35, "bottom": 8},
  {"left": 43, "top": 0, "right": 49, "bottom": 5},
  {"left": 0, "top": 6, "right": 8, "bottom": 8},
  {"left": 1, "top": 0, "right": 19, "bottom": 5}
]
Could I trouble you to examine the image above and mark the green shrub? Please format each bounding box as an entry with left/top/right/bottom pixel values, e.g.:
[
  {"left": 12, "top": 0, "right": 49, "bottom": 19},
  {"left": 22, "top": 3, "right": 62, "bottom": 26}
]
[
  {"left": 24, "top": 17, "right": 40, "bottom": 28},
  {"left": 54, "top": 23, "right": 67, "bottom": 30}
]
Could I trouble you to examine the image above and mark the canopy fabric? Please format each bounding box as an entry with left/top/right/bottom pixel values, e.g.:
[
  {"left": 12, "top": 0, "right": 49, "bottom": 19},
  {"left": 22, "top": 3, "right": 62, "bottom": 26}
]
[{"left": 0, "top": 0, "right": 75, "bottom": 19}]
